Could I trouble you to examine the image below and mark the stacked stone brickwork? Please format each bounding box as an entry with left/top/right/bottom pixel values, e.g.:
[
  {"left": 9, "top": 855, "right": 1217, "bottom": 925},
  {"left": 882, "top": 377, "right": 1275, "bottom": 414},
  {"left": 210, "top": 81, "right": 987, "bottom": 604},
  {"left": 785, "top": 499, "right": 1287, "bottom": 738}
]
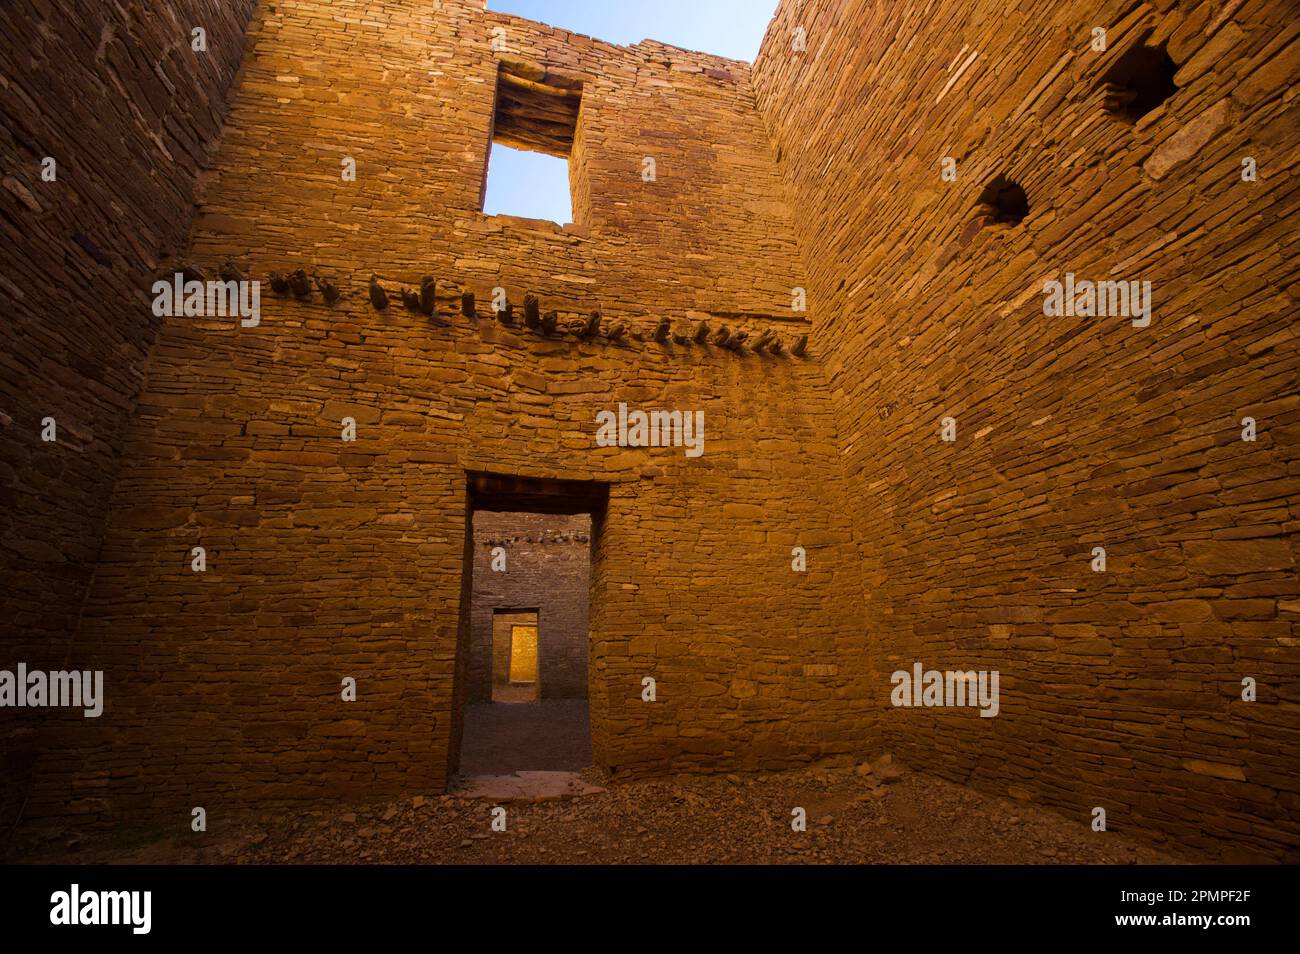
[
  {"left": 25, "top": 0, "right": 872, "bottom": 824},
  {"left": 470, "top": 511, "right": 592, "bottom": 701},
  {"left": 9, "top": 0, "right": 1296, "bottom": 862},
  {"left": 0, "top": 0, "right": 257, "bottom": 824},
  {"left": 753, "top": 0, "right": 1299, "bottom": 859}
]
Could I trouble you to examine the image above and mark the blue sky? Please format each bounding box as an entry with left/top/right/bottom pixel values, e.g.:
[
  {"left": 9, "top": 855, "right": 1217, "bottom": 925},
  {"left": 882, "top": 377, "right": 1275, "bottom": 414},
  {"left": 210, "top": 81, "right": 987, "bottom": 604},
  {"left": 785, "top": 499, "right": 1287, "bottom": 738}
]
[
  {"left": 482, "top": 0, "right": 779, "bottom": 223},
  {"left": 483, "top": 145, "right": 574, "bottom": 223},
  {"left": 487, "top": 0, "right": 779, "bottom": 61}
]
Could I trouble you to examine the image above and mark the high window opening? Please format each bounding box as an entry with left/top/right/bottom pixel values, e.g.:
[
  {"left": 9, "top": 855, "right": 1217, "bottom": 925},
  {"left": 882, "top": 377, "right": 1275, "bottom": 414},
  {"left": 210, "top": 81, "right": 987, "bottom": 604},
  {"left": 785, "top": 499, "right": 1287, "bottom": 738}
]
[{"left": 481, "top": 60, "right": 583, "bottom": 225}]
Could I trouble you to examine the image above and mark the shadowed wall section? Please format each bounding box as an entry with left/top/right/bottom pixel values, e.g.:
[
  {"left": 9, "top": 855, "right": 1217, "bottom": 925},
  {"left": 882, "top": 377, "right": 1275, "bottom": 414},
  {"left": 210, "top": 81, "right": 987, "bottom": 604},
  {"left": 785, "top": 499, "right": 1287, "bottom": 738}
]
[
  {"left": 752, "top": 0, "right": 1299, "bottom": 860},
  {"left": 0, "top": 0, "right": 257, "bottom": 827}
]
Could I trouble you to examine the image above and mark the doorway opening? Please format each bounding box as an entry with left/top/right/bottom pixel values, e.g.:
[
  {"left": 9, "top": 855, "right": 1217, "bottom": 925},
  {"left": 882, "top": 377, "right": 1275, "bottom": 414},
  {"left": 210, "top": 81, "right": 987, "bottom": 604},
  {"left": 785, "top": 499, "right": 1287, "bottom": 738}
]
[
  {"left": 450, "top": 472, "right": 608, "bottom": 779},
  {"left": 493, "top": 610, "right": 540, "bottom": 702}
]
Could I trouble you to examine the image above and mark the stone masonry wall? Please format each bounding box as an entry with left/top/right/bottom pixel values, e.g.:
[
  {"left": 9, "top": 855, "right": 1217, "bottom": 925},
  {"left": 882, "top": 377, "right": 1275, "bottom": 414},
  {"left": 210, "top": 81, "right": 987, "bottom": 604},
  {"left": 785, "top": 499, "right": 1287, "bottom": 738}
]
[
  {"left": 470, "top": 511, "right": 591, "bottom": 702},
  {"left": 26, "top": 0, "right": 874, "bottom": 824},
  {"left": 0, "top": 0, "right": 257, "bottom": 824},
  {"left": 753, "top": 0, "right": 1299, "bottom": 859}
]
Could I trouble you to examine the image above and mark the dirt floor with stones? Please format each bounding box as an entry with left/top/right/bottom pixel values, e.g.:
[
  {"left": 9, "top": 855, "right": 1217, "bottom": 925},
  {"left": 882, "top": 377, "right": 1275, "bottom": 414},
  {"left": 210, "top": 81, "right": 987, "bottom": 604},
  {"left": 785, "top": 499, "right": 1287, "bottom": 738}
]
[{"left": 9, "top": 757, "right": 1190, "bottom": 865}]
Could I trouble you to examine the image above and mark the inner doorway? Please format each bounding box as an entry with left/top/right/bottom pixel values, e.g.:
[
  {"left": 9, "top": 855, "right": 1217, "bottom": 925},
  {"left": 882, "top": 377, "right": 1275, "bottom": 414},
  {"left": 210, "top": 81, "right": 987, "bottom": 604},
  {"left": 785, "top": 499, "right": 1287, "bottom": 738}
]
[
  {"left": 450, "top": 473, "right": 608, "bottom": 779},
  {"left": 493, "top": 610, "right": 539, "bottom": 702}
]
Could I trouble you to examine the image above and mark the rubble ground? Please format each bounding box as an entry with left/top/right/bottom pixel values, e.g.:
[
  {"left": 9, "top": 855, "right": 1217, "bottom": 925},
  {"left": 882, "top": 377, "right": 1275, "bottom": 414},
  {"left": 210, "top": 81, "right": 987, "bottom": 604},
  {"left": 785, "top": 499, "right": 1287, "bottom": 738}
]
[{"left": 11, "top": 758, "right": 1189, "bottom": 865}]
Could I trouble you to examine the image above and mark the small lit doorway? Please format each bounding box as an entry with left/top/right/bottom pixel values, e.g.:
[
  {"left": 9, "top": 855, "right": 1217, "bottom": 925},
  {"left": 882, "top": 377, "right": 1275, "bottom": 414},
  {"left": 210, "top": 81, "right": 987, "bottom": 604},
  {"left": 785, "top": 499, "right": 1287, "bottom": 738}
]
[{"left": 493, "top": 610, "right": 540, "bottom": 703}]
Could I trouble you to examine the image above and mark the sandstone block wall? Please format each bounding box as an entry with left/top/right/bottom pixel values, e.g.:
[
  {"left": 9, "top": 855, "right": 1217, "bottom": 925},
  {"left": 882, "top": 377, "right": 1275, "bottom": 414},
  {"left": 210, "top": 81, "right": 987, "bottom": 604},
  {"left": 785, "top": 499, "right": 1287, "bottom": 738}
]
[
  {"left": 470, "top": 511, "right": 591, "bottom": 701},
  {"left": 753, "top": 0, "right": 1299, "bottom": 859},
  {"left": 14, "top": 0, "right": 1292, "bottom": 862},
  {"left": 26, "top": 0, "right": 873, "bottom": 823},
  {"left": 0, "top": 0, "right": 256, "bottom": 824}
]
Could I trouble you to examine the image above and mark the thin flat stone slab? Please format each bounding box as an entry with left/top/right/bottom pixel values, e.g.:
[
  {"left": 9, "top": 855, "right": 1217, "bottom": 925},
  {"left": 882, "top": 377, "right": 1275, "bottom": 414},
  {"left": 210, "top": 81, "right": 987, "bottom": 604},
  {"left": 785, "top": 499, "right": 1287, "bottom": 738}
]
[{"left": 449, "top": 771, "right": 606, "bottom": 802}]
